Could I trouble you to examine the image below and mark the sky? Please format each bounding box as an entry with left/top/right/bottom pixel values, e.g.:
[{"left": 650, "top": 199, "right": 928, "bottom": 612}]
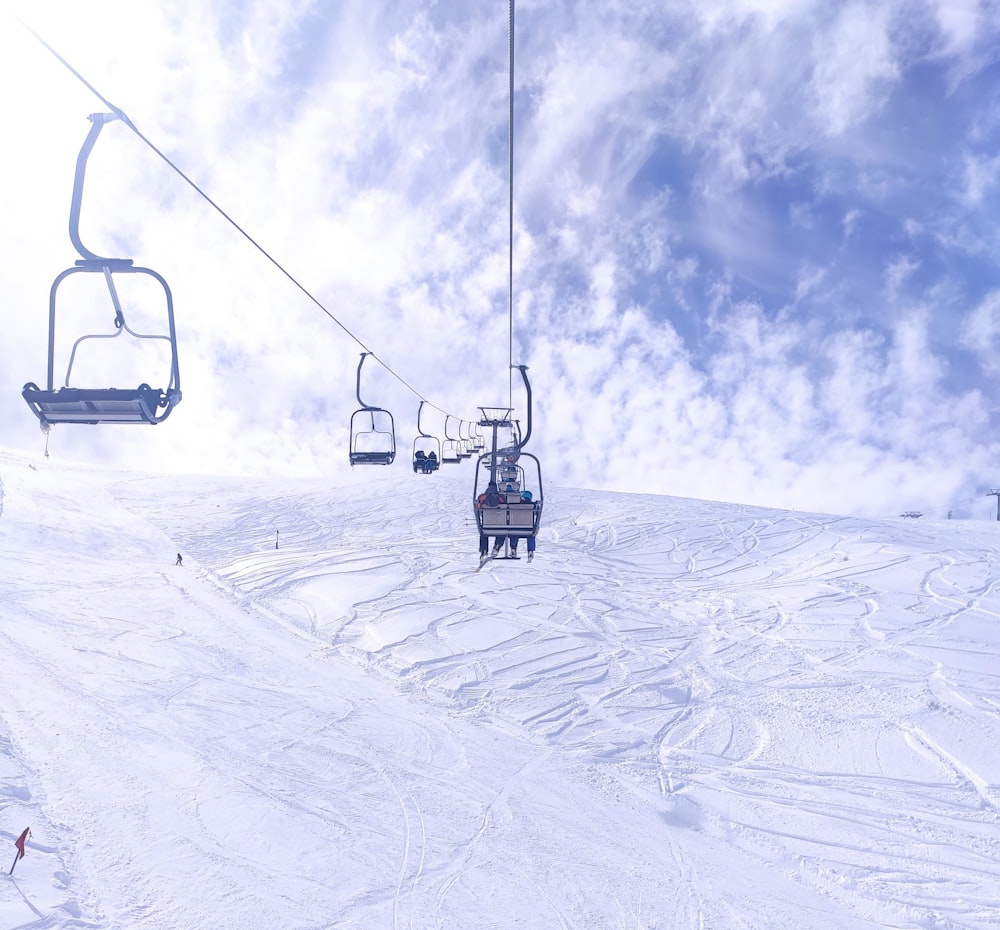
[
  {"left": 3, "top": 447, "right": 1000, "bottom": 928},
  {"left": 2, "top": 1, "right": 1000, "bottom": 518}
]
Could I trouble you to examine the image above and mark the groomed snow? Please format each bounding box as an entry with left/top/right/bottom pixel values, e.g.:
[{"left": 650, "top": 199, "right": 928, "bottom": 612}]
[{"left": 2, "top": 448, "right": 999, "bottom": 929}]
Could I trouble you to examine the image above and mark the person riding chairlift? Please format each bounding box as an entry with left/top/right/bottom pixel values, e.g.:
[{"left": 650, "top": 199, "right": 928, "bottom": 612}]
[
  {"left": 478, "top": 481, "right": 505, "bottom": 508},
  {"left": 477, "top": 482, "right": 506, "bottom": 560},
  {"left": 509, "top": 490, "right": 537, "bottom": 562}
]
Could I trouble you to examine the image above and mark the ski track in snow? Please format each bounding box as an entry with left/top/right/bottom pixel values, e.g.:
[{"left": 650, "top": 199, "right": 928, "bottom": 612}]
[{"left": 2, "top": 455, "right": 1000, "bottom": 929}]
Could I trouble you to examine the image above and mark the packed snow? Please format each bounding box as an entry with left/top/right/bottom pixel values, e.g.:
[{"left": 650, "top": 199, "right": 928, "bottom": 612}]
[{"left": 2, "top": 446, "right": 999, "bottom": 929}]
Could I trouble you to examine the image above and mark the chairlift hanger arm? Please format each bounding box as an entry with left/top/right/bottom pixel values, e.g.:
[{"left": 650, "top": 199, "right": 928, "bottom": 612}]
[
  {"left": 355, "top": 351, "right": 377, "bottom": 410},
  {"left": 513, "top": 364, "right": 532, "bottom": 450},
  {"left": 69, "top": 113, "right": 133, "bottom": 264},
  {"left": 417, "top": 399, "right": 437, "bottom": 439}
]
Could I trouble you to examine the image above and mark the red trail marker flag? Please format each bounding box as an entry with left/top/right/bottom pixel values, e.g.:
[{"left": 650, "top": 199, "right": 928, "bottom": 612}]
[{"left": 10, "top": 827, "right": 30, "bottom": 874}]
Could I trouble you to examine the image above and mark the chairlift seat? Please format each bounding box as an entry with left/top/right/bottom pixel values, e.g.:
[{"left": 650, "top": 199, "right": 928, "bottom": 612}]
[
  {"left": 22, "top": 383, "right": 176, "bottom": 426},
  {"left": 351, "top": 450, "right": 395, "bottom": 466}
]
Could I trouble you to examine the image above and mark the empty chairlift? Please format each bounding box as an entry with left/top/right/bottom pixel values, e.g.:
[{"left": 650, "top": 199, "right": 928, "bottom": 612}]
[
  {"left": 22, "top": 113, "right": 181, "bottom": 428},
  {"left": 349, "top": 352, "right": 396, "bottom": 466},
  {"left": 441, "top": 415, "right": 463, "bottom": 464},
  {"left": 458, "top": 420, "right": 476, "bottom": 460}
]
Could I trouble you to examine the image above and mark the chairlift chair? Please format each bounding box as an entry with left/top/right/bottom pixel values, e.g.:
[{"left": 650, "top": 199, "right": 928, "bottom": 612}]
[
  {"left": 412, "top": 400, "right": 440, "bottom": 473},
  {"left": 349, "top": 352, "right": 396, "bottom": 466},
  {"left": 22, "top": 112, "right": 182, "bottom": 428},
  {"left": 441, "top": 415, "right": 463, "bottom": 464},
  {"left": 475, "top": 453, "right": 543, "bottom": 539},
  {"left": 458, "top": 420, "right": 475, "bottom": 459},
  {"left": 472, "top": 366, "right": 544, "bottom": 553}
]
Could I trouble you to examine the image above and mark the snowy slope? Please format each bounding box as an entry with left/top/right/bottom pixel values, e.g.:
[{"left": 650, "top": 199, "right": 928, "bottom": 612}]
[{"left": 2, "top": 447, "right": 999, "bottom": 930}]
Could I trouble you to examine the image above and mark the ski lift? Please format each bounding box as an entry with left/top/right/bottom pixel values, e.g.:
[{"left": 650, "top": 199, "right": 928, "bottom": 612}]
[
  {"left": 458, "top": 420, "right": 475, "bottom": 459},
  {"left": 349, "top": 352, "right": 396, "bottom": 466},
  {"left": 475, "top": 13, "right": 542, "bottom": 559},
  {"left": 412, "top": 400, "right": 440, "bottom": 474},
  {"left": 441, "top": 415, "right": 462, "bottom": 464},
  {"left": 473, "top": 366, "right": 543, "bottom": 556},
  {"left": 472, "top": 423, "right": 487, "bottom": 453},
  {"left": 22, "top": 112, "right": 181, "bottom": 427}
]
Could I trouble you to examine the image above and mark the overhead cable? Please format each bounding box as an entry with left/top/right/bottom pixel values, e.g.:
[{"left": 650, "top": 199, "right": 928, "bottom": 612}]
[{"left": 19, "top": 18, "right": 457, "bottom": 420}]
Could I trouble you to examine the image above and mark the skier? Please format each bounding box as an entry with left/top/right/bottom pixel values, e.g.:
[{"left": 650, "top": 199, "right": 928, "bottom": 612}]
[{"left": 175, "top": 552, "right": 183, "bottom": 566}]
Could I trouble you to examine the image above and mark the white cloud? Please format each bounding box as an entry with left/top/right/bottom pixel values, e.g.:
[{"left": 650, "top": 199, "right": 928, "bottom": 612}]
[
  {"left": 883, "top": 254, "right": 919, "bottom": 300},
  {"left": 809, "top": 3, "right": 898, "bottom": 136},
  {"left": 926, "top": 0, "right": 983, "bottom": 57},
  {"left": 842, "top": 208, "right": 863, "bottom": 239},
  {"left": 794, "top": 263, "right": 827, "bottom": 302},
  {"left": 687, "top": 0, "right": 818, "bottom": 35},
  {"left": 961, "top": 289, "right": 1000, "bottom": 376},
  {"left": 959, "top": 151, "right": 1000, "bottom": 207}
]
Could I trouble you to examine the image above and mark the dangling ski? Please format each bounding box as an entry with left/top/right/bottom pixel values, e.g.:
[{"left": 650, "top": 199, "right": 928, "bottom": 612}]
[{"left": 475, "top": 553, "right": 497, "bottom": 573}]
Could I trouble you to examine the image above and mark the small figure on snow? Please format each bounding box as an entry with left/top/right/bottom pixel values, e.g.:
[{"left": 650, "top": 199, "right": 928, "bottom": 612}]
[{"left": 175, "top": 552, "right": 183, "bottom": 566}]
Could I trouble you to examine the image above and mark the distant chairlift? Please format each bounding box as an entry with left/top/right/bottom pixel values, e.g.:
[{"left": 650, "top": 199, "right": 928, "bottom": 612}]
[
  {"left": 458, "top": 420, "right": 475, "bottom": 459},
  {"left": 472, "top": 424, "right": 487, "bottom": 453},
  {"left": 22, "top": 112, "right": 182, "bottom": 427},
  {"left": 349, "top": 352, "right": 396, "bottom": 466},
  {"left": 441, "top": 415, "right": 463, "bottom": 464},
  {"left": 412, "top": 400, "right": 440, "bottom": 474},
  {"left": 473, "top": 366, "right": 543, "bottom": 555}
]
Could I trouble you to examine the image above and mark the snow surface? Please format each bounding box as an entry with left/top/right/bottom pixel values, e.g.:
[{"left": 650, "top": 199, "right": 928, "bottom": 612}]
[{"left": 2, "top": 446, "right": 999, "bottom": 930}]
